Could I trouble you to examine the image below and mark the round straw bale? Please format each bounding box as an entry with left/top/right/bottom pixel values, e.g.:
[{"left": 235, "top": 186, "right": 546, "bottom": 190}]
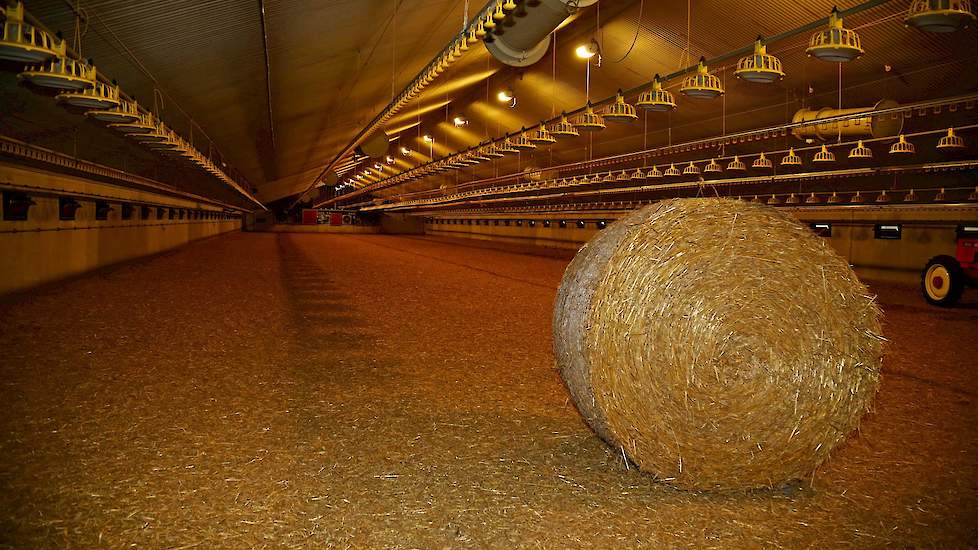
[{"left": 553, "top": 198, "right": 884, "bottom": 491}]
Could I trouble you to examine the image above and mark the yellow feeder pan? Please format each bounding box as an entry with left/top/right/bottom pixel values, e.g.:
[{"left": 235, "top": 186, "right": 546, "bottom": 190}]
[
  {"left": 601, "top": 172, "right": 616, "bottom": 183},
  {"left": 108, "top": 112, "right": 156, "bottom": 134},
  {"left": 550, "top": 113, "right": 580, "bottom": 137},
  {"left": 664, "top": 164, "right": 682, "bottom": 177},
  {"left": 906, "top": 0, "right": 975, "bottom": 32},
  {"left": 807, "top": 7, "right": 864, "bottom": 62},
  {"left": 726, "top": 156, "right": 747, "bottom": 171},
  {"left": 573, "top": 102, "right": 606, "bottom": 132},
  {"left": 781, "top": 148, "right": 802, "bottom": 167},
  {"left": 630, "top": 168, "right": 645, "bottom": 181},
  {"left": 0, "top": 2, "right": 60, "bottom": 63},
  {"left": 937, "top": 127, "right": 966, "bottom": 149},
  {"left": 805, "top": 192, "right": 821, "bottom": 204},
  {"left": 875, "top": 190, "right": 891, "bottom": 203},
  {"left": 889, "top": 134, "right": 915, "bottom": 154},
  {"left": 57, "top": 81, "right": 120, "bottom": 110},
  {"left": 616, "top": 170, "right": 630, "bottom": 181},
  {"left": 848, "top": 140, "right": 873, "bottom": 159},
  {"left": 813, "top": 145, "right": 836, "bottom": 163},
  {"left": 680, "top": 57, "right": 723, "bottom": 99},
  {"left": 903, "top": 189, "right": 918, "bottom": 202},
  {"left": 682, "top": 162, "right": 700, "bottom": 175},
  {"left": 752, "top": 152, "right": 773, "bottom": 169},
  {"left": 636, "top": 74, "right": 676, "bottom": 112},
  {"left": 512, "top": 129, "right": 537, "bottom": 149},
  {"left": 529, "top": 125, "right": 556, "bottom": 144},
  {"left": 497, "top": 138, "right": 520, "bottom": 154},
  {"left": 646, "top": 165, "right": 663, "bottom": 178},
  {"left": 785, "top": 193, "right": 801, "bottom": 205},
  {"left": 484, "top": 144, "right": 505, "bottom": 158},
  {"left": 736, "top": 38, "right": 785, "bottom": 83},
  {"left": 767, "top": 194, "right": 783, "bottom": 205},
  {"left": 827, "top": 192, "right": 844, "bottom": 204},
  {"left": 471, "top": 146, "right": 492, "bottom": 161},
  {"left": 604, "top": 89, "right": 638, "bottom": 122},
  {"left": 130, "top": 123, "right": 171, "bottom": 144},
  {"left": 19, "top": 43, "right": 96, "bottom": 90},
  {"left": 704, "top": 159, "right": 722, "bottom": 174}
]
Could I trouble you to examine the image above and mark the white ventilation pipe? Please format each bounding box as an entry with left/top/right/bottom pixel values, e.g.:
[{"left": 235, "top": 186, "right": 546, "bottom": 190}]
[{"left": 485, "top": 0, "right": 598, "bottom": 67}]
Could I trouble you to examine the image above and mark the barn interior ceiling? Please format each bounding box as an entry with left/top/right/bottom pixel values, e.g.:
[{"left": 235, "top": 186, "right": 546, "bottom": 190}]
[{"left": 4, "top": 0, "right": 977, "bottom": 211}]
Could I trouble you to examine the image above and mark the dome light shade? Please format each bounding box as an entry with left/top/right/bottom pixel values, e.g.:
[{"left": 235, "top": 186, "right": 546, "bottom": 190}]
[
  {"left": 781, "top": 148, "right": 802, "bottom": 166},
  {"left": 573, "top": 102, "right": 606, "bottom": 132},
  {"left": 889, "top": 134, "right": 916, "bottom": 154},
  {"left": 604, "top": 89, "right": 638, "bottom": 122},
  {"left": 813, "top": 145, "right": 836, "bottom": 162},
  {"left": 682, "top": 161, "right": 700, "bottom": 175},
  {"left": 57, "top": 81, "right": 120, "bottom": 110},
  {"left": 848, "top": 140, "right": 873, "bottom": 159},
  {"left": 906, "top": 0, "right": 975, "bottom": 32},
  {"left": 735, "top": 38, "right": 785, "bottom": 83},
  {"left": 550, "top": 113, "right": 580, "bottom": 137},
  {"left": 680, "top": 57, "right": 724, "bottom": 99},
  {"left": 0, "top": 2, "right": 60, "bottom": 63},
  {"left": 727, "top": 156, "right": 747, "bottom": 171},
  {"left": 807, "top": 8, "right": 864, "bottom": 62},
  {"left": 752, "top": 152, "right": 773, "bottom": 169},
  {"left": 636, "top": 74, "right": 677, "bottom": 112},
  {"left": 937, "top": 127, "right": 966, "bottom": 149},
  {"left": 664, "top": 163, "right": 682, "bottom": 177}
]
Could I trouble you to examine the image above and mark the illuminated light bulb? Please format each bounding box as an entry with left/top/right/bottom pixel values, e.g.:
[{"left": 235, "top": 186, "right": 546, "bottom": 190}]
[{"left": 576, "top": 39, "right": 600, "bottom": 59}]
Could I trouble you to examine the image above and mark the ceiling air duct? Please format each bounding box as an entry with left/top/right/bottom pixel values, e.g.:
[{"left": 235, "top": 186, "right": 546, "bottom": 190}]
[
  {"left": 791, "top": 99, "right": 903, "bottom": 141},
  {"left": 485, "top": 0, "right": 598, "bottom": 67}
]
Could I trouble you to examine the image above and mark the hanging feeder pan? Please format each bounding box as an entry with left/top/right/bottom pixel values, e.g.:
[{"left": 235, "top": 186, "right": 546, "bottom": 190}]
[
  {"left": 87, "top": 98, "right": 140, "bottom": 123},
  {"left": 497, "top": 138, "right": 520, "bottom": 154},
  {"left": 781, "top": 148, "right": 802, "bottom": 167},
  {"left": 906, "top": 0, "right": 975, "bottom": 32},
  {"left": 937, "top": 127, "right": 966, "bottom": 149},
  {"left": 813, "top": 145, "right": 836, "bottom": 163},
  {"left": 630, "top": 168, "right": 646, "bottom": 180},
  {"left": 683, "top": 162, "right": 701, "bottom": 175},
  {"left": 889, "top": 134, "right": 916, "bottom": 154},
  {"left": 647, "top": 165, "right": 663, "bottom": 178},
  {"left": 108, "top": 113, "right": 156, "bottom": 134},
  {"left": 57, "top": 81, "right": 120, "bottom": 110},
  {"left": 680, "top": 58, "right": 723, "bottom": 99},
  {"left": 616, "top": 170, "right": 630, "bottom": 181},
  {"left": 604, "top": 90, "right": 638, "bottom": 122},
  {"left": 20, "top": 50, "right": 97, "bottom": 90},
  {"left": 512, "top": 129, "right": 537, "bottom": 149},
  {"left": 574, "top": 103, "right": 606, "bottom": 132},
  {"left": 704, "top": 159, "right": 723, "bottom": 174},
  {"left": 637, "top": 75, "right": 676, "bottom": 111},
  {"left": 550, "top": 113, "right": 580, "bottom": 137},
  {"left": 735, "top": 38, "right": 785, "bottom": 83},
  {"left": 807, "top": 8, "right": 864, "bottom": 62},
  {"left": 0, "top": 2, "right": 60, "bottom": 63},
  {"left": 130, "top": 124, "right": 171, "bottom": 144},
  {"left": 529, "top": 125, "right": 556, "bottom": 144},
  {"left": 727, "top": 156, "right": 747, "bottom": 171},
  {"left": 664, "top": 164, "right": 682, "bottom": 177},
  {"left": 849, "top": 140, "right": 873, "bottom": 159},
  {"left": 752, "top": 152, "right": 773, "bottom": 169}
]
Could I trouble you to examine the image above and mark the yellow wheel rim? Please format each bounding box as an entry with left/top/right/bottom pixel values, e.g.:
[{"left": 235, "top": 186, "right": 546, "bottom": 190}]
[{"left": 925, "top": 264, "right": 950, "bottom": 300}]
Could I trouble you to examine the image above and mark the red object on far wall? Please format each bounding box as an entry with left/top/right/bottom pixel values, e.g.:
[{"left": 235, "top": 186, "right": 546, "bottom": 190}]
[
  {"left": 301, "top": 209, "right": 318, "bottom": 225},
  {"left": 330, "top": 213, "right": 343, "bottom": 226}
]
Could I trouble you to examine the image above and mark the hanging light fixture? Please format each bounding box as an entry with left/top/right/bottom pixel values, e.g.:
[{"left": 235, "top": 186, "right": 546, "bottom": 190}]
[
  {"left": 704, "top": 159, "right": 722, "bottom": 174},
  {"left": 726, "top": 156, "right": 747, "bottom": 171},
  {"left": 529, "top": 124, "right": 556, "bottom": 144},
  {"left": 647, "top": 165, "right": 663, "bottom": 178},
  {"left": 906, "top": 0, "right": 975, "bottom": 32},
  {"left": 604, "top": 89, "right": 638, "bottom": 122},
  {"left": 575, "top": 38, "right": 600, "bottom": 60},
  {"left": 735, "top": 37, "right": 785, "bottom": 83},
  {"left": 807, "top": 7, "right": 864, "bottom": 62},
  {"left": 813, "top": 145, "right": 836, "bottom": 163},
  {"left": 682, "top": 162, "right": 701, "bottom": 176},
  {"left": 937, "top": 127, "right": 966, "bottom": 149},
  {"left": 0, "top": 2, "right": 60, "bottom": 63},
  {"left": 636, "top": 74, "right": 677, "bottom": 112},
  {"left": 573, "top": 102, "right": 606, "bottom": 132},
  {"left": 781, "top": 148, "right": 802, "bottom": 167},
  {"left": 890, "top": 134, "right": 916, "bottom": 154},
  {"left": 848, "top": 140, "right": 873, "bottom": 159},
  {"left": 550, "top": 112, "right": 580, "bottom": 137},
  {"left": 806, "top": 192, "right": 821, "bottom": 204},
  {"left": 680, "top": 57, "right": 724, "bottom": 99},
  {"left": 664, "top": 164, "right": 682, "bottom": 177},
  {"left": 752, "top": 152, "right": 773, "bottom": 170}
]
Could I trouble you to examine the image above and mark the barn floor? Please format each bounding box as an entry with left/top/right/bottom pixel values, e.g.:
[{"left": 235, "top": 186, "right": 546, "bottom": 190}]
[{"left": 1, "top": 232, "right": 976, "bottom": 548}]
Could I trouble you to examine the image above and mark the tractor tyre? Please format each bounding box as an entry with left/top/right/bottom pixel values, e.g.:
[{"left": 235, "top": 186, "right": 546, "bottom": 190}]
[{"left": 921, "top": 255, "right": 965, "bottom": 307}]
